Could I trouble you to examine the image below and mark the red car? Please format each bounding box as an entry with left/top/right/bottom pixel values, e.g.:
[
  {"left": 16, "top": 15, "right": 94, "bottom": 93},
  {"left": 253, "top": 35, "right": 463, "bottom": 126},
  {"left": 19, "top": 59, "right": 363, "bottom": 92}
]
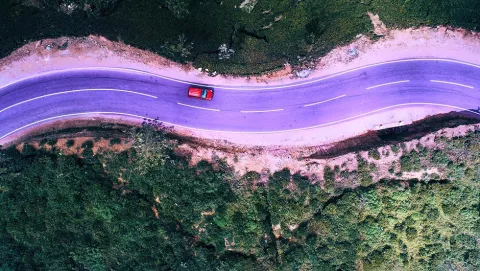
[{"left": 188, "top": 86, "right": 214, "bottom": 101}]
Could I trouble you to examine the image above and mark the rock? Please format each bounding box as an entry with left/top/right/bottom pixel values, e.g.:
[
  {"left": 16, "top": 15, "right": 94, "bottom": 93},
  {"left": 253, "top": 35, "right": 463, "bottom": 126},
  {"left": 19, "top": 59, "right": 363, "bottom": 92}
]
[
  {"left": 347, "top": 47, "right": 358, "bottom": 58},
  {"left": 239, "top": 0, "right": 258, "bottom": 13},
  {"left": 295, "top": 69, "right": 312, "bottom": 78}
]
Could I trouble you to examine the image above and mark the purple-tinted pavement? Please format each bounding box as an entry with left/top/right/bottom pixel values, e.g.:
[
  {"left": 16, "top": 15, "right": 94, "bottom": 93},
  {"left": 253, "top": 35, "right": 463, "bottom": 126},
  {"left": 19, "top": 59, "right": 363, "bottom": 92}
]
[{"left": 1, "top": 59, "right": 480, "bottom": 140}]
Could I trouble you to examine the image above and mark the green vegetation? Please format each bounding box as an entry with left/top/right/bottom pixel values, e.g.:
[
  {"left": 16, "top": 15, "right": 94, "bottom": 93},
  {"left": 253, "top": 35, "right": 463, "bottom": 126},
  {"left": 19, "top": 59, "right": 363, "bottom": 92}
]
[
  {"left": 2, "top": 0, "right": 480, "bottom": 75},
  {"left": 0, "top": 122, "right": 478, "bottom": 270},
  {"left": 368, "top": 148, "right": 381, "bottom": 160},
  {"left": 109, "top": 138, "right": 121, "bottom": 145},
  {"left": 47, "top": 138, "right": 58, "bottom": 146},
  {"left": 66, "top": 139, "right": 75, "bottom": 147}
]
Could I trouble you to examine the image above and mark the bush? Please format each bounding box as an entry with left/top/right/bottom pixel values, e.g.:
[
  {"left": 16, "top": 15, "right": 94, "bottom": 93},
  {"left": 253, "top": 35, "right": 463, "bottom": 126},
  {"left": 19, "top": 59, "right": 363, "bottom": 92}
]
[
  {"left": 388, "top": 165, "right": 395, "bottom": 174},
  {"left": 47, "top": 138, "right": 57, "bottom": 146},
  {"left": 357, "top": 155, "right": 375, "bottom": 186},
  {"left": 66, "top": 139, "right": 75, "bottom": 148},
  {"left": 323, "top": 166, "right": 335, "bottom": 192},
  {"left": 81, "top": 140, "right": 94, "bottom": 149},
  {"left": 369, "top": 149, "right": 381, "bottom": 160},
  {"left": 400, "top": 151, "right": 421, "bottom": 172},
  {"left": 21, "top": 144, "right": 36, "bottom": 155},
  {"left": 109, "top": 138, "right": 122, "bottom": 145}
]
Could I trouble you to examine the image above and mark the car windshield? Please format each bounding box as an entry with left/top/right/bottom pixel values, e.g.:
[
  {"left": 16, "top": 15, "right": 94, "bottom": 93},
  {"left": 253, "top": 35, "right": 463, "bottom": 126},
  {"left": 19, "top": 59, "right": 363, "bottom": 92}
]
[{"left": 201, "top": 89, "right": 207, "bottom": 98}]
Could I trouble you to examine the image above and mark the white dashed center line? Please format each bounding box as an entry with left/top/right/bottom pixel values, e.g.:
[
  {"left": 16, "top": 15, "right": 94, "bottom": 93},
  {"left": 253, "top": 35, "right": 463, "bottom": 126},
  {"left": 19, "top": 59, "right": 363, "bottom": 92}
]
[
  {"left": 366, "top": 80, "right": 410, "bottom": 90},
  {"left": 240, "top": 108, "right": 284, "bottom": 113},
  {"left": 430, "top": 80, "right": 474, "bottom": 89},
  {"left": 0, "top": 88, "right": 157, "bottom": 114},
  {"left": 303, "top": 94, "right": 347, "bottom": 107},
  {"left": 177, "top": 102, "right": 220, "bottom": 111}
]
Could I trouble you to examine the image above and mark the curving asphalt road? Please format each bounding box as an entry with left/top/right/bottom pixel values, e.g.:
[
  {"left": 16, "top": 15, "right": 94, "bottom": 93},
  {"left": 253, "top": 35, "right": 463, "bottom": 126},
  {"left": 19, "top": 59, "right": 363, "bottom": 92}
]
[{"left": 1, "top": 58, "right": 480, "bottom": 141}]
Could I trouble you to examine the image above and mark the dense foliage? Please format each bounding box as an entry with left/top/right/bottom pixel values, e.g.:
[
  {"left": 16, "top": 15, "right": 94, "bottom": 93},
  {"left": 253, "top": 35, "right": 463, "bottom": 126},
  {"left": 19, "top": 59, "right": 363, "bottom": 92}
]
[
  {"left": 0, "top": 123, "right": 478, "bottom": 270},
  {"left": 1, "top": 0, "right": 480, "bottom": 75}
]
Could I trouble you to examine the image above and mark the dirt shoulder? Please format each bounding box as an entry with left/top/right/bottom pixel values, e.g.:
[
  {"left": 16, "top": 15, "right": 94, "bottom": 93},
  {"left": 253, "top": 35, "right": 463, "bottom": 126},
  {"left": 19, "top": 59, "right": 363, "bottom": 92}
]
[{"left": 2, "top": 14, "right": 480, "bottom": 147}]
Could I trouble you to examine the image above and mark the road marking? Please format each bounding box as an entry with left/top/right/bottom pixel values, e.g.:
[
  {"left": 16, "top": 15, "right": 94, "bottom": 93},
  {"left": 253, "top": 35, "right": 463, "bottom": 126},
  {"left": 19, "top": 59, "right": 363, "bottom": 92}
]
[
  {"left": 0, "top": 88, "right": 157, "bottom": 114},
  {"left": 0, "top": 112, "right": 152, "bottom": 140},
  {"left": 303, "top": 94, "right": 347, "bottom": 107},
  {"left": 240, "top": 108, "right": 284, "bottom": 113},
  {"left": 212, "top": 58, "right": 480, "bottom": 90},
  {"left": 2, "top": 103, "right": 479, "bottom": 143},
  {"left": 430, "top": 80, "right": 474, "bottom": 89},
  {"left": 366, "top": 80, "right": 410, "bottom": 90},
  {"left": 3, "top": 58, "right": 480, "bottom": 91},
  {"left": 177, "top": 102, "right": 220, "bottom": 111}
]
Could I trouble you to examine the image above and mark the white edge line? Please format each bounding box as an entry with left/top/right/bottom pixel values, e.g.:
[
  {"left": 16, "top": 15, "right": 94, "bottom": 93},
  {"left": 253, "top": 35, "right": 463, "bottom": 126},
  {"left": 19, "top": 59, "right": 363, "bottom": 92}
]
[
  {"left": 0, "top": 88, "right": 157, "bottom": 114},
  {"left": 2, "top": 58, "right": 480, "bottom": 91},
  {"left": 177, "top": 102, "right": 220, "bottom": 111},
  {"left": 240, "top": 109, "right": 284, "bottom": 113},
  {"left": 0, "top": 112, "right": 153, "bottom": 140},
  {"left": 304, "top": 94, "right": 347, "bottom": 107},
  {"left": 430, "top": 80, "right": 474, "bottom": 89},
  {"left": 1, "top": 103, "right": 479, "bottom": 141},
  {"left": 366, "top": 80, "right": 410, "bottom": 90}
]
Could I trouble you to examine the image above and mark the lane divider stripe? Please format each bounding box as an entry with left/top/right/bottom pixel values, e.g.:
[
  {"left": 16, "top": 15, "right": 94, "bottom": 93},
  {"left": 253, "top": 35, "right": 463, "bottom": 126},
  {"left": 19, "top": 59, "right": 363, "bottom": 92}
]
[
  {"left": 240, "top": 109, "right": 284, "bottom": 113},
  {"left": 0, "top": 88, "right": 157, "bottom": 114},
  {"left": 176, "top": 102, "right": 220, "bottom": 111},
  {"left": 430, "top": 80, "right": 474, "bottom": 89},
  {"left": 304, "top": 94, "right": 347, "bottom": 107},
  {"left": 366, "top": 80, "right": 410, "bottom": 90}
]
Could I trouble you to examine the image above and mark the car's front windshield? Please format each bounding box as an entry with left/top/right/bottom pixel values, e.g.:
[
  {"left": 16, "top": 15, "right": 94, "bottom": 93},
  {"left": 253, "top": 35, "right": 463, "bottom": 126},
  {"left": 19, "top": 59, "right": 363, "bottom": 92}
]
[{"left": 201, "top": 89, "right": 207, "bottom": 98}]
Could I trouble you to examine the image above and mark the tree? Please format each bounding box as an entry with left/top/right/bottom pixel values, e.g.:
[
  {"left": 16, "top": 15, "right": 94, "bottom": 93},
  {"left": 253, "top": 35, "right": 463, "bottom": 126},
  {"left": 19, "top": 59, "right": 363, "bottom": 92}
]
[
  {"left": 128, "top": 119, "right": 174, "bottom": 175},
  {"left": 42, "top": 0, "right": 121, "bottom": 16},
  {"left": 164, "top": 0, "right": 189, "bottom": 19}
]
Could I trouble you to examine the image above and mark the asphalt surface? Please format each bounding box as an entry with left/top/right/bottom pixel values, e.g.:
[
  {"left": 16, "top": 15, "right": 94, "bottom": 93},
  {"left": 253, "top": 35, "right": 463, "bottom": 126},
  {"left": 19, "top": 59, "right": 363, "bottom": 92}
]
[{"left": 1, "top": 59, "right": 480, "bottom": 140}]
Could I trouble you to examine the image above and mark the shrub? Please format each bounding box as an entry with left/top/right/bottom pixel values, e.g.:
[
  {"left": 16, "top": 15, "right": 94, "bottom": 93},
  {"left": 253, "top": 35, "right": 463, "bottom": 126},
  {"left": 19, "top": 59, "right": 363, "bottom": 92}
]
[
  {"left": 81, "top": 140, "right": 94, "bottom": 149},
  {"left": 323, "top": 166, "right": 335, "bottom": 192},
  {"left": 66, "top": 139, "right": 75, "bottom": 148},
  {"left": 109, "top": 138, "right": 122, "bottom": 145},
  {"left": 21, "top": 144, "right": 36, "bottom": 155},
  {"left": 369, "top": 149, "right": 381, "bottom": 160},
  {"left": 400, "top": 151, "right": 421, "bottom": 172},
  {"left": 47, "top": 138, "right": 57, "bottom": 146}
]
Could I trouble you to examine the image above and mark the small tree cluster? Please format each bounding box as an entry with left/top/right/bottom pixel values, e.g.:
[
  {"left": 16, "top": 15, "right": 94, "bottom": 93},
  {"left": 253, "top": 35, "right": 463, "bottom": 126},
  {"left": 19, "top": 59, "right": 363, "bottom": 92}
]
[
  {"left": 164, "top": 0, "right": 189, "bottom": 19},
  {"left": 128, "top": 119, "right": 175, "bottom": 175},
  {"left": 218, "top": 44, "right": 235, "bottom": 60}
]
